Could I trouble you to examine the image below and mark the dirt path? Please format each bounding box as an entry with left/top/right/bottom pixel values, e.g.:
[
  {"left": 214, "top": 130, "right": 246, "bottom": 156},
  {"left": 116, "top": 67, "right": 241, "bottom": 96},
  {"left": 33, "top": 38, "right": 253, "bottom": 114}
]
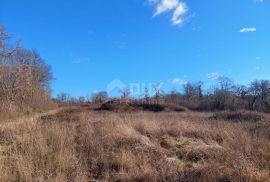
[{"left": 0, "top": 108, "right": 66, "bottom": 130}]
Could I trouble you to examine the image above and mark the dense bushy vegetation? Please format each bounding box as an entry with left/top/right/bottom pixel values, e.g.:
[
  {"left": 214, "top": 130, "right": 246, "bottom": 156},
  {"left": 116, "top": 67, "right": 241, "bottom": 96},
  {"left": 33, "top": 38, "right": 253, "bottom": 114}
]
[{"left": 0, "top": 26, "right": 55, "bottom": 117}]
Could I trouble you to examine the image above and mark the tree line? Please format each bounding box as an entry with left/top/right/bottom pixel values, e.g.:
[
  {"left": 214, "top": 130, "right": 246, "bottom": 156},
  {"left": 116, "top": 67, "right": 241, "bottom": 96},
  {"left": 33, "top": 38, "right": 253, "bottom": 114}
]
[
  {"left": 168, "top": 77, "right": 270, "bottom": 112},
  {"left": 57, "top": 76, "right": 270, "bottom": 112},
  {"left": 0, "top": 26, "right": 55, "bottom": 116}
]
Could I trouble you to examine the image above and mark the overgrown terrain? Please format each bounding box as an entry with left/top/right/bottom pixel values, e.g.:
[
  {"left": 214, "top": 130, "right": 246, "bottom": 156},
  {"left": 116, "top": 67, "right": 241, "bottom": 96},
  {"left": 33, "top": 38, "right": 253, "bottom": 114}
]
[{"left": 1, "top": 106, "right": 270, "bottom": 182}]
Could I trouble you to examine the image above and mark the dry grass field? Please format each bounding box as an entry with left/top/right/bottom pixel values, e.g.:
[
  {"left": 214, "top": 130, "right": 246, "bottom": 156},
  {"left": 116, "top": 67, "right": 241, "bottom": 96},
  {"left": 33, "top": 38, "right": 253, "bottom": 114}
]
[{"left": 1, "top": 107, "right": 270, "bottom": 182}]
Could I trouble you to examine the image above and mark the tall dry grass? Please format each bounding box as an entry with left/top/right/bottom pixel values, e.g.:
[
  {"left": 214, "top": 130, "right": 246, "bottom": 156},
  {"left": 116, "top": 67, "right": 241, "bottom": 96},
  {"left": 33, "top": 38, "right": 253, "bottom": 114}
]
[{"left": 0, "top": 109, "right": 270, "bottom": 181}]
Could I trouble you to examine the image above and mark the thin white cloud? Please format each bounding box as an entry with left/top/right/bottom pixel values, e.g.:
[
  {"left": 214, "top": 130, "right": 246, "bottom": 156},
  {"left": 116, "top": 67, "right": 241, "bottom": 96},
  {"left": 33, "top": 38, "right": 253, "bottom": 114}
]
[
  {"left": 149, "top": 0, "right": 188, "bottom": 25},
  {"left": 254, "top": 0, "right": 264, "bottom": 3},
  {"left": 172, "top": 3, "right": 187, "bottom": 25},
  {"left": 168, "top": 78, "right": 187, "bottom": 85},
  {"left": 207, "top": 72, "right": 222, "bottom": 80},
  {"left": 239, "top": 27, "right": 256, "bottom": 33}
]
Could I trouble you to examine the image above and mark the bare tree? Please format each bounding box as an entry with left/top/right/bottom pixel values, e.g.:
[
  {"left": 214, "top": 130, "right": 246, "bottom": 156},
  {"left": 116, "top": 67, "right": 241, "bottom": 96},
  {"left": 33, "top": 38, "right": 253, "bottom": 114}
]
[
  {"left": 184, "top": 83, "right": 196, "bottom": 101},
  {"left": 92, "top": 91, "right": 108, "bottom": 104},
  {"left": 79, "top": 96, "right": 86, "bottom": 103},
  {"left": 165, "top": 89, "right": 181, "bottom": 105},
  {"left": 144, "top": 87, "right": 150, "bottom": 104},
  {"left": 248, "top": 80, "right": 270, "bottom": 110},
  {"left": 57, "top": 93, "right": 71, "bottom": 103},
  {"left": 0, "top": 26, "right": 54, "bottom": 113},
  {"left": 120, "top": 87, "right": 130, "bottom": 104},
  {"left": 198, "top": 81, "right": 203, "bottom": 99},
  {"left": 153, "top": 83, "right": 163, "bottom": 104},
  {"left": 233, "top": 85, "right": 248, "bottom": 99},
  {"left": 217, "top": 76, "right": 233, "bottom": 92},
  {"left": 183, "top": 82, "right": 203, "bottom": 101},
  {"left": 211, "top": 77, "right": 234, "bottom": 110}
]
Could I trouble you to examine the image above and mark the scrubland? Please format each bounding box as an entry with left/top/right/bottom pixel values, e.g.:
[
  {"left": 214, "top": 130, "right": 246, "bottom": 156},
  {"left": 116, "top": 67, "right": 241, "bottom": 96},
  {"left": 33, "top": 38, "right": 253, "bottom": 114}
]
[
  {"left": 2, "top": 23, "right": 270, "bottom": 182},
  {"left": 1, "top": 107, "right": 270, "bottom": 182}
]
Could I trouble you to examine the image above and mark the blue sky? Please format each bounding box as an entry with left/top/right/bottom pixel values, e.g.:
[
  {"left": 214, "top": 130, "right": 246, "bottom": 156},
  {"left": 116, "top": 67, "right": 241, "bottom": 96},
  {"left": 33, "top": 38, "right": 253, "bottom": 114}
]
[{"left": 0, "top": 0, "right": 269, "bottom": 97}]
